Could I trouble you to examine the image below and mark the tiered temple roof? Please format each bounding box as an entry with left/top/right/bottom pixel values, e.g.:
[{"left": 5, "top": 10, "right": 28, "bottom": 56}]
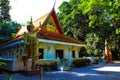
[{"left": 0, "top": 8, "right": 85, "bottom": 49}]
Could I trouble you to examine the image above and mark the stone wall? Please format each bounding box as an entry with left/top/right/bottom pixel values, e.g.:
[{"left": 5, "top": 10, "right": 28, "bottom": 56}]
[
  {"left": 0, "top": 59, "right": 32, "bottom": 71},
  {"left": 13, "top": 59, "right": 32, "bottom": 71}
]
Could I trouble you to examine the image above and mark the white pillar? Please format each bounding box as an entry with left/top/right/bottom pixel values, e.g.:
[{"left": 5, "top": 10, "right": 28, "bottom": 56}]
[
  {"left": 66, "top": 46, "right": 71, "bottom": 66},
  {"left": 45, "top": 43, "right": 49, "bottom": 59},
  {"left": 47, "top": 44, "right": 55, "bottom": 60},
  {"left": 75, "top": 48, "right": 79, "bottom": 58}
]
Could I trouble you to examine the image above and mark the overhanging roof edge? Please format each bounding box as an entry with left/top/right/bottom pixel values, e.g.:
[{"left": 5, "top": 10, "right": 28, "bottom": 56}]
[
  {"left": 0, "top": 38, "right": 85, "bottom": 50},
  {"left": 0, "top": 40, "right": 23, "bottom": 50},
  {"left": 38, "top": 39, "right": 85, "bottom": 47}
]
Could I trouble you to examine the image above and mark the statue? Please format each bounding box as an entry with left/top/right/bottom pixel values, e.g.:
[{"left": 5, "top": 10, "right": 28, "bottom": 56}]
[
  {"left": 103, "top": 40, "right": 112, "bottom": 63},
  {"left": 23, "top": 17, "right": 41, "bottom": 70}
]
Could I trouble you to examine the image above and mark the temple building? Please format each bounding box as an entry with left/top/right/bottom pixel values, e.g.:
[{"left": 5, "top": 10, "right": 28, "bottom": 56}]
[{"left": 0, "top": 8, "right": 85, "bottom": 71}]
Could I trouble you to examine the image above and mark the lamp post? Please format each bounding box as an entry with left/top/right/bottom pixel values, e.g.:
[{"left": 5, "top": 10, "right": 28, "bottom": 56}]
[{"left": 40, "top": 66, "right": 44, "bottom": 80}]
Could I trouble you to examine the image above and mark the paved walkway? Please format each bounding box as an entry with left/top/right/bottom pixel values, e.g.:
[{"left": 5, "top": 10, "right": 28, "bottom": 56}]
[{"left": 0, "top": 62, "right": 120, "bottom": 80}]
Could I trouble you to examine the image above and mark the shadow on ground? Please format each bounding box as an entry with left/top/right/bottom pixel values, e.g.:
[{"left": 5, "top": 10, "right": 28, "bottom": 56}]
[{"left": 0, "top": 63, "right": 120, "bottom": 80}]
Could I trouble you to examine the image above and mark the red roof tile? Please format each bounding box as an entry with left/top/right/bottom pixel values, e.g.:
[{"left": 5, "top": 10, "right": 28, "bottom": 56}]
[{"left": 37, "top": 29, "right": 85, "bottom": 45}]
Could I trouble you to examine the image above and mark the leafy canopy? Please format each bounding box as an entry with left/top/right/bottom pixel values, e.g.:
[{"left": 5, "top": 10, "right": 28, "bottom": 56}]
[
  {"left": 58, "top": 0, "right": 120, "bottom": 56},
  {"left": 0, "top": 21, "right": 21, "bottom": 44},
  {"left": 0, "top": 0, "right": 11, "bottom": 27}
]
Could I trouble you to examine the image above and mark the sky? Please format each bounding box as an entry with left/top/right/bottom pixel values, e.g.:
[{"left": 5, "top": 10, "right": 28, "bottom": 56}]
[{"left": 10, "top": 0, "right": 69, "bottom": 24}]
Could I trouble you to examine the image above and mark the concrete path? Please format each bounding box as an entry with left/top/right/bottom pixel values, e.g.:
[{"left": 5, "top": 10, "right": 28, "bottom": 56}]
[{"left": 0, "top": 62, "right": 120, "bottom": 80}]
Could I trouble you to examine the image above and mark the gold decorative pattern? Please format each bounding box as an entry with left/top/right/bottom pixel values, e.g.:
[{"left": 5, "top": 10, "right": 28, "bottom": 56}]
[{"left": 46, "top": 16, "right": 58, "bottom": 32}]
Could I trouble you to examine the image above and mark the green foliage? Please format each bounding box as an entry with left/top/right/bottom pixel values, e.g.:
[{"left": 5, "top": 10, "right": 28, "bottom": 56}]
[
  {"left": 110, "top": 0, "right": 120, "bottom": 35},
  {"left": 58, "top": 0, "right": 120, "bottom": 56},
  {"left": 36, "top": 61, "right": 57, "bottom": 70},
  {"left": 86, "top": 33, "right": 104, "bottom": 55},
  {"left": 0, "top": 62, "right": 6, "bottom": 74},
  {"left": 79, "top": 0, "right": 120, "bottom": 35},
  {"left": 72, "top": 58, "right": 91, "bottom": 67},
  {"left": 58, "top": 0, "right": 89, "bottom": 41},
  {"left": 0, "top": 62, "right": 6, "bottom": 66},
  {"left": 0, "top": 21, "right": 21, "bottom": 44},
  {"left": 79, "top": 47, "right": 88, "bottom": 57},
  {"left": 0, "top": 0, "right": 11, "bottom": 27}
]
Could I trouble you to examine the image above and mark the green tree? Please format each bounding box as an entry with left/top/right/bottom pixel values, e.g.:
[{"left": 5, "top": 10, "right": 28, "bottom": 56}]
[
  {"left": 58, "top": 0, "right": 120, "bottom": 57},
  {"left": 0, "top": 62, "right": 6, "bottom": 66},
  {"left": 0, "top": 21, "right": 21, "bottom": 44},
  {"left": 78, "top": 0, "right": 120, "bottom": 56},
  {"left": 0, "top": 62, "right": 6, "bottom": 74},
  {"left": 109, "top": 0, "right": 120, "bottom": 58},
  {"left": 58, "top": 0, "right": 90, "bottom": 41},
  {"left": 86, "top": 33, "right": 104, "bottom": 56},
  {"left": 0, "top": 0, "right": 11, "bottom": 28},
  {"left": 110, "top": 0, "right": 120, "bottom": 35}
]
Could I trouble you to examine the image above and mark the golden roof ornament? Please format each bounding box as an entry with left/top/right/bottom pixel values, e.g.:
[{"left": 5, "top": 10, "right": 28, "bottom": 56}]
[
  {"left": 27, "top": 16, "right": 34, "bottom": 28},
  {"left": 26, "top": 16, "right": 35, "bottom": 32}
]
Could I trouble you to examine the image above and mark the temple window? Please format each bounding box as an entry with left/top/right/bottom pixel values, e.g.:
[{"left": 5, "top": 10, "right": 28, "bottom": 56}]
[
  {"left": 10, "top": 51, "right": 13, "bottom": 58},
  {"left": 20, "top": 49, "right": 23, "bottom": 58},
  {"left": 11, "top": 52, "right": 13, "bottom": 59},
  {"left": 3, "top": 51, "right": 5, "bottom": 58},
  {"left": 6, "top": 53, "right": 7, "bottom": 59},
  {"left": 0, "top": 54, "right": 1, "bottom": 58},
  {"left": 8, "top": 52, "right": 11, "bottom": 59},
  {"left": 1, "top": 53, "right": 3, "bottom": 58},
  {"left": 9, "top": 52, "right": 12, "bottom": 59},
  {"left": 72, "top": 50, "right": 75, "bottom": 58},
  {"left": 6, "top": 51, "right": 8, "bottom": 58},
  {"left": 38, "top": 48, "right": 44, "bottom": 59},
  {"left": 56, "top": 50, "right": 64, "bottom": 59}
]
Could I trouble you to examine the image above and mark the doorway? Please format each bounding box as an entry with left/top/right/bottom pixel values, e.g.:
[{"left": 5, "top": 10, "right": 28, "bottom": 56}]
[
  {"left": 72, "top": 50, "right": 75, "bottom": 58},
  {"left": 38, "top": 48, "right": 44, "bottom": 59},
  {"left": 56, "top": 50, "right": 64, "bottom": 59}
]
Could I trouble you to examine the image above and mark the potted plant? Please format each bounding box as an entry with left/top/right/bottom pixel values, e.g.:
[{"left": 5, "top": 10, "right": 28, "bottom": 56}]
[{"left": 57, "top": 58, "right": 69, "bottom": 71}]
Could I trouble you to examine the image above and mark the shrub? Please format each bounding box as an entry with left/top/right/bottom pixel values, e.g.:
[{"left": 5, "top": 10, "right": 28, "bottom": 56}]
[
  {"left": 0, "top": 62, "right": 6, "bottom": 74},
  {"left": 0, "top": 62, "right": 6, "bottom": 66},
  {"left": 72, "top": 58, "right": 91, "bottom": 67},
  {"left": 58, "top": 59, "right": 69, "bottom": 66},
  {"left": 36, "top": 61, "right": 57, "bottom": 71}
]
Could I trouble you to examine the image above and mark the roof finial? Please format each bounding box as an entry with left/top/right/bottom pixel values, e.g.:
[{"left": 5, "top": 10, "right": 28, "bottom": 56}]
[
  {"left": 27, "top": 16, "right": 34, "bottom": 28},
  {"left": 30, "top": 16, "right": 33, "bottom": 24},
  {"left": 53, "top": 0, "right": 56, "bottom": 9}
]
